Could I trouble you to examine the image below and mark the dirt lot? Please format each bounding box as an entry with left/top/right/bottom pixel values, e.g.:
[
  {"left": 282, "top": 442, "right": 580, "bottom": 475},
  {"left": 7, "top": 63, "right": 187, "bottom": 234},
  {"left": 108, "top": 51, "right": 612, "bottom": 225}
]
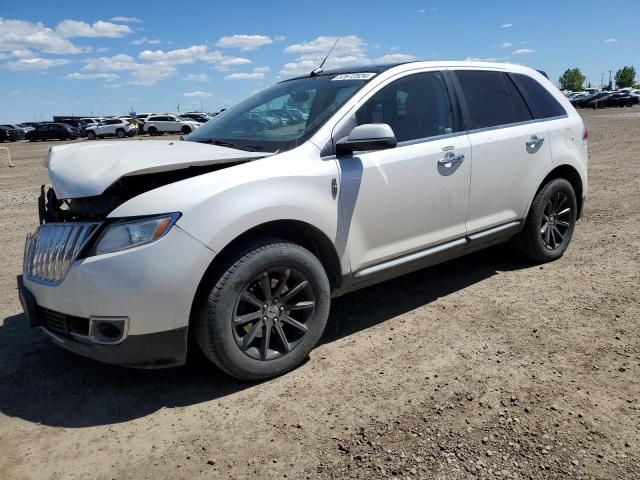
[{"left": 0, "top": 110, "right": 638, "bottom": 480}]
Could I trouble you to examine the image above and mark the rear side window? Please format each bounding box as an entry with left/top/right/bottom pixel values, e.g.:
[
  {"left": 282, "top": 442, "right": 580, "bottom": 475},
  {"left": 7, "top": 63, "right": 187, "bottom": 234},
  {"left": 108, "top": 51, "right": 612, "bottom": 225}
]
[
  {"left": 355, "top": 71, "right": 456, "bottom": 143},
  {"left": 454, "top": 70, "right": 532, "bottom": 129},
  {"left": 511, "top": 73, "right": 567, "bottom": 119}
]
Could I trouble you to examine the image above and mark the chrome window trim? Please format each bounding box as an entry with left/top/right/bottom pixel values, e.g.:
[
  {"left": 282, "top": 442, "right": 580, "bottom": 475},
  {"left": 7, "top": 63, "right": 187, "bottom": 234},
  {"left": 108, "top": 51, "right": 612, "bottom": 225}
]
[{"left": 463, "top": 114, "right": 569, "bottom": 135}]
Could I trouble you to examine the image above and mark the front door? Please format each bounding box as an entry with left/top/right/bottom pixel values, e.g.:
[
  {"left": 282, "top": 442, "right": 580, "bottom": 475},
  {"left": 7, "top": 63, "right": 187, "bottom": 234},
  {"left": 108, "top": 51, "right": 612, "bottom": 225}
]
[{"left": 337, "top": 71, "right": 472, "bottom": 273}]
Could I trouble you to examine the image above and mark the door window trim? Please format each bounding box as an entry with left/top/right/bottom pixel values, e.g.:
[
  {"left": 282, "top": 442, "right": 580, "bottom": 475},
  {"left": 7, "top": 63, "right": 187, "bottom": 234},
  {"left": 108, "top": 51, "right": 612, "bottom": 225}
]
[
  {"left": 449, "top": 69, "right": 568, "bottom": 134},
  {"left": 324, "top": 69, "right": 464, "bottom": 157}
]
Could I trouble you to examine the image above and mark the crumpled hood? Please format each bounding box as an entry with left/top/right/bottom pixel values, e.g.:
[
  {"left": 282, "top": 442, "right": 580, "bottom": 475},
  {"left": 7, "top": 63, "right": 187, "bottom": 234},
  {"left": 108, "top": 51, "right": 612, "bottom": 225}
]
[{"left": 46, "top": 140, "right": 271, "bottom": 199}]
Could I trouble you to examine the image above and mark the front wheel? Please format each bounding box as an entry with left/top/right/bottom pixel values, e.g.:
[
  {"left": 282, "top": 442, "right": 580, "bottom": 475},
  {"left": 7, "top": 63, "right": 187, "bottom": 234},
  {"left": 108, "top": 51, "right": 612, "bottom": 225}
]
[
  {"left": 181, "top": 126, "right": 192, "bottom": 134},
  {"left": 148, "top": 126, "right": 158, "bottom": 136},
  {"left": 116, "top": 129, "right": 125, "bottom": 138},
  {"left": 194, "top": 238, "right": 331, "bottom": 381},
  {"left": 514, "top": 178, "right": 577, "bottom": 263},
  {"left": 87, "top": 131, "right": 96, "bottom": 140}
]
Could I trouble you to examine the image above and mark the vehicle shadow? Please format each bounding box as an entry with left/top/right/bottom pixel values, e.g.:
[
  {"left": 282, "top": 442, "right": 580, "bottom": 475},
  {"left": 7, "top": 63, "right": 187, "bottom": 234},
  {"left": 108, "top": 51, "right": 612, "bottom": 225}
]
[{"left": 0, "top": 245, "right": 530, "bottom": 428}]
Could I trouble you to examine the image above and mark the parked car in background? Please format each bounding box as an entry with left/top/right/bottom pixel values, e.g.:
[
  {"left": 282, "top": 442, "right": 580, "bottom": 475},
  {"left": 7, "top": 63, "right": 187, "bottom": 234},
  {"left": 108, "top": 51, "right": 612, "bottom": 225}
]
[
  {"left": 20, "top": 61, "right": 587, "bottom": 380},
  {"left": 22, "top": 122, "right": 47, "bottom": 130},
  {"left": 25, "top": 123, "right": 80, "bottom": 141},
  {"left": 0, "top": 126, "right": 21, "bottom": 142},
  {"left": 571, "top": 91, "right": 608, "bottom": 108},
  {"left": 86, "top": 119, "right": 138, "bottom": 139},
  {"left": 143, "top": 114, "right": 201, "bottom": 135},
  {"left": 584, "top": 93, "right": 615, "bottom": 109},
  {"left": 607, "top": 92, "right": 639, "bottom": 107},
  {"left": 0, "top": 124, "right": 26, "bottom": 139},
  {"left": 60, "top": 119, "right": 90, "bottom": 137},
  {"left": 16, "top": 123, "right": 35, "bottom": 133},
  {"left": 181, "top": 112, "right": 211, "bottom": 123}
]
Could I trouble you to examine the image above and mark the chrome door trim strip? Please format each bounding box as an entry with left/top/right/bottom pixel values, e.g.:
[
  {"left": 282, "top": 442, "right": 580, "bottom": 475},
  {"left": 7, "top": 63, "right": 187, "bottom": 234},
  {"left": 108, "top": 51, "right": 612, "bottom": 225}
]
[
  {"left": 354, "top": 238, "right": 467, "bottom": 278},
  {"left": 353, "top": 220, "right": 521, "bottom": 279},
  {"left": 466, "top": 220, "right": 521, "bottom": 242}
]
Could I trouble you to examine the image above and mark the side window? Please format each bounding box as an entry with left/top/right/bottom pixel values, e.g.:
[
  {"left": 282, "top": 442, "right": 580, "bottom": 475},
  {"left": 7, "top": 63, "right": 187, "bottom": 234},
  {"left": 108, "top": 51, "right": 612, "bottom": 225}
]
[
  {"left": 355, "top": 72, "right": 455, "bottom": 143},
  {"left": 455, "top": 70, "right": 532, "bottom": 129},
  {"left": 511, "top": 73, "right": 567, "bottom": 119}
]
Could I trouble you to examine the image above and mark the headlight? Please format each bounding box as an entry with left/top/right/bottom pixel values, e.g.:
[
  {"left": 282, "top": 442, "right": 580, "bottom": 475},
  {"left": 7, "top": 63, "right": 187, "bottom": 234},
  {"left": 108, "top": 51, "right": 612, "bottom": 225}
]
[{"left": 92, "top": 213, "right": 180, "bottom": 256}]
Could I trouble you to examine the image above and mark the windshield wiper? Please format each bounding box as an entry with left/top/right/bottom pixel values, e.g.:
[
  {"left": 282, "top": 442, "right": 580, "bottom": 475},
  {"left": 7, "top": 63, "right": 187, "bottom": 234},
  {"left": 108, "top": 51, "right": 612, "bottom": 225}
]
[{"left": 195, "top": 138, "right": 267, "bottom": 152}]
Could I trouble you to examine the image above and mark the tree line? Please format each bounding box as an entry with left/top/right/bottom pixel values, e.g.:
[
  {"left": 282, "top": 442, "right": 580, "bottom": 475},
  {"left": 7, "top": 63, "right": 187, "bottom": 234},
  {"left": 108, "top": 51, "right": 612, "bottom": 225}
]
[{"left": 559, "top": 66, "right": 637, "bottom": 91}]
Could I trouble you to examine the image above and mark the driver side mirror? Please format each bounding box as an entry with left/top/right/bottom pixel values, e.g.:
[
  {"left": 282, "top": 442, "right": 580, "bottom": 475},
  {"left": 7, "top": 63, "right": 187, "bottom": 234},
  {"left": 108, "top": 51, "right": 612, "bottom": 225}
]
[{"left": 336, "top": 123, "right": 397, "bottom": 155}]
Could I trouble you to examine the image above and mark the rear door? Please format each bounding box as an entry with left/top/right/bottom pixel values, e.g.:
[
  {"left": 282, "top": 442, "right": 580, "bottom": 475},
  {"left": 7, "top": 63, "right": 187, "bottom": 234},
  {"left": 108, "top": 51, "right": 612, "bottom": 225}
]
[{"left": 452, "top": 69, "right": 553, "bottom": 233}]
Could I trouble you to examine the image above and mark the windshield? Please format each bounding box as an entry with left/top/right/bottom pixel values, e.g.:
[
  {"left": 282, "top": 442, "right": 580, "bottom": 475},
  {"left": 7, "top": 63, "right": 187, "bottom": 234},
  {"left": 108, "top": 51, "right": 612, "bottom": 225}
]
[{"left": 186, "top": 73, "right": 376, "bottom": 152}]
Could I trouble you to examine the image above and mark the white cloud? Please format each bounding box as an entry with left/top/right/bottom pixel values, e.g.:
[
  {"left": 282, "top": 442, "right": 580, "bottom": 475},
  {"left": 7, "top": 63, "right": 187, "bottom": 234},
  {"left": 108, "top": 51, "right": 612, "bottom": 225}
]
[
  {"left": 6, "top": 57, "right": 71, "bottom": 71},
  {"left": 465, "top": 57, "right": 495, "bottom": 62},
  {"left": 183, "top": 73, "right": 210, "bottom": 82},
  {"left": 253, "top": 66, "right": 270, "bottom": 73},
  {"left": 501, "top": 42, "right": 512, "bottom": 48},
  {"left": 501, "top": 23, "right": 513, "bottom": 28},
  {"left": 419, "top": 9, "right": 426, "bottom": 13},
  {"left": 512, "top": 48, "right": 536, "bottom": 55},
  {"left": 109, "top": 16, "right": 143, "bottom": 24},
  {"left": 132, "top": 36, "right": 161, "bottom": 45},
  {"left": 66, "top": 72, "right": 119, "bottom": 80},
  {"left": 103, "top": 83, "right": 121, "bottom": 88},
  {"left": 0, "top": 18, "right": 83, "bottom": 54},
  {"left": 215, "top": 56, "right": 252, "bottom": 71},
  {"left": 375, "top": 53, "right": 416, "bottom": 63},
  {"left": 281, "top": 35, "right": 370, "bottom": 77},
  {"left": 604, "top": 38, "right": 618, "bottom": 43},
  {"left": 55, "top": 20, "right": 133, "bottom": 38},
  {"left": 128, "top": 62, "right": 176, "bottom": 85},
  {"left": 215, "top": 34, "right": 273, "bottom": 51},
  {"left": 139, "top": 45, "right": 208, "bottom": 64},
  {"left": 96, "top": 46, "right": 110, "bottom": 53},
  {"left": 10, "top": 49, "right": 36, "bottom": 58},
  {"left": 84, "top": 53, "right": 138, "bottom": 71},
  {"left": 274, "top": 35, "right": 286, "bottom": 42},
  {"left": 183, "top": 91, "right": 213, "bottom": 98},
  {"left": 225, "top": 72, "right": 264, "bottom": 80}
]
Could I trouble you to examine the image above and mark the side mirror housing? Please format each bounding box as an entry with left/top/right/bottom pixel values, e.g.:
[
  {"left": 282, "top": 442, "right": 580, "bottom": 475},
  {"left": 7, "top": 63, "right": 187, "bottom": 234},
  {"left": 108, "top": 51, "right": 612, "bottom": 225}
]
[{"left": 336, "top": 123, "right": 397, "bottom": 155}]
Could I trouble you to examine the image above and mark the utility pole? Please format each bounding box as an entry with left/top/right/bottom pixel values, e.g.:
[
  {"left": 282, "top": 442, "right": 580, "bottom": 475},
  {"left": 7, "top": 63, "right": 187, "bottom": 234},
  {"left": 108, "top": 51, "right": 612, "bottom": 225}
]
[
  {"left": 608, "top": 70, "right": 613, "bottom": 90},
  {"left": 600, "top": 73, "right": 605, "bottom": 89}
]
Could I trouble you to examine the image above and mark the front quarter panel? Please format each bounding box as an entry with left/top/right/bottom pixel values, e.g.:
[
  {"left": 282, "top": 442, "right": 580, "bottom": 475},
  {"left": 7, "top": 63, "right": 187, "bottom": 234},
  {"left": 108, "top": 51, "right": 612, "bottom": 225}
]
[{"left": 109, "top": 142, "right": 345, "bottom": 270}]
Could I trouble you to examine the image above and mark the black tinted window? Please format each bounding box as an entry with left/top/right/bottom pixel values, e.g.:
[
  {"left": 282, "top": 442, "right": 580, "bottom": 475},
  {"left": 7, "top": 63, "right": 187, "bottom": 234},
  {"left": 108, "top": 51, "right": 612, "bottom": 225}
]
[
  {"left": 455, "top": 70, "right": 532, "bottom": 129},
  {"left": 511, "top": 74, "right": 566, "bottom": 119},
  {"left": 356, "top": 72, "right": 455, "bottom": 142}
]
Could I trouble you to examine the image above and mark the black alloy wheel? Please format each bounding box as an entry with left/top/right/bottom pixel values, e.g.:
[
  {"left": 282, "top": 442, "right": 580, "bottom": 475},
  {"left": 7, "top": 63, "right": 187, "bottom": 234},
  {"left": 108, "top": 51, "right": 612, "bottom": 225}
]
[
  {"left": 540, "top": 191, "right": 572, "bottom": 251},
  {"left": 233, "top": 267, "right": 316, "bottom": 361}
]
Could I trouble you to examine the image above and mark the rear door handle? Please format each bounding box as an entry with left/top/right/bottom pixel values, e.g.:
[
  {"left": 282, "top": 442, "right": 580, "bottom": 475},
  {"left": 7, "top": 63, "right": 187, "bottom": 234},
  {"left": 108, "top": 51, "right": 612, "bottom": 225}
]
[
  {"left": 438, "top": 153, "right": 465, "bottom": 166},
  {"left": 526, "top": 135, "right": 545, "bottom": 148}
]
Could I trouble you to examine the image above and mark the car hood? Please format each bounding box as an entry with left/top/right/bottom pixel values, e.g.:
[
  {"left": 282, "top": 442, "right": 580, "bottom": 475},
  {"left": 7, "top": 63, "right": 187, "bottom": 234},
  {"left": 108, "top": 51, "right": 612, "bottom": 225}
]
[{"left": 47, "top": 140, "right": 272, "bottom": 199}]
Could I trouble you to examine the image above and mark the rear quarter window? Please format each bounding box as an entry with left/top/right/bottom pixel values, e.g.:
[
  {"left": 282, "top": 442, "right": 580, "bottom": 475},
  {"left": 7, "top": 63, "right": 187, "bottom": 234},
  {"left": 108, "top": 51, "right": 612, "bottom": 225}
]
[{"left": 511, "top": 73, "right": 567, "bottom": 119}]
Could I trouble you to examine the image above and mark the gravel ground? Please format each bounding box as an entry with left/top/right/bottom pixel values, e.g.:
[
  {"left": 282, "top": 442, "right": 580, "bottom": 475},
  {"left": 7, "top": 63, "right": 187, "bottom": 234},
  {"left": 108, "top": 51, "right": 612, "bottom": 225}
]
[{"left": 0, "top": 110, "right": 638, "bottom": 480}]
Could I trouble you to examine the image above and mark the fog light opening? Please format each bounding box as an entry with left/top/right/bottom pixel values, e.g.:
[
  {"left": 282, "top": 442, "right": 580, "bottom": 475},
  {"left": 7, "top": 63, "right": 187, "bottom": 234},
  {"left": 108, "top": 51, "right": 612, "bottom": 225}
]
[{"left": 89, "top": 317, "right": 129, "bottom": 344}]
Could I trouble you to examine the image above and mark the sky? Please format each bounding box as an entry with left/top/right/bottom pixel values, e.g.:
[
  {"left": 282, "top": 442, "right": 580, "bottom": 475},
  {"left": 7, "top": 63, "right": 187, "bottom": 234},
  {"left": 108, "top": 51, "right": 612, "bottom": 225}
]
[{"left": 0, "top": 0, "right": 637, "bottom": 123}]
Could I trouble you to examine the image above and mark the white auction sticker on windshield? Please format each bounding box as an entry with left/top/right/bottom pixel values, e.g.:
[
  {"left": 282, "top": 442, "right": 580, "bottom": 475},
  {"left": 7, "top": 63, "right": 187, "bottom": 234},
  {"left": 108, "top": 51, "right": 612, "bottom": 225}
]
[{"left": 331, "top": 73, "right": 376, "bottom": 81}]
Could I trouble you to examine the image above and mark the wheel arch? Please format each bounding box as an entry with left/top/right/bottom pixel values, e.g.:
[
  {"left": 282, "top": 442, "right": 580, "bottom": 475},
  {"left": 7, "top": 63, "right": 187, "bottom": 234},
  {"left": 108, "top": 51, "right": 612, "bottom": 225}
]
[
  {"left": 529, "top": 164, "right": 584, "bottom": 220},
  {"left": 188, "top": 219, "right": 342, "bottom": 330}
]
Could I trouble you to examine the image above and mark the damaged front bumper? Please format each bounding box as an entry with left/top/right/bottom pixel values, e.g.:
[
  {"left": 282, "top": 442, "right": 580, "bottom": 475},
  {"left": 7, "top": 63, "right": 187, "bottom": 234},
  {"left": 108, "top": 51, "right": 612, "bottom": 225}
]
[{"left": 19, "top": 225, "right": 215, "bottom": 368}]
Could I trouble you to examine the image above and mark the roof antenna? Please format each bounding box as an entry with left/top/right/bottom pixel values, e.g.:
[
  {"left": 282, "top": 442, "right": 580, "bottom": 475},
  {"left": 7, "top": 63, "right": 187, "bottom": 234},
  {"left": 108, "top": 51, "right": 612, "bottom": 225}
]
[{"left": 311, "top": 38, "right": 340, "bottom": 76}]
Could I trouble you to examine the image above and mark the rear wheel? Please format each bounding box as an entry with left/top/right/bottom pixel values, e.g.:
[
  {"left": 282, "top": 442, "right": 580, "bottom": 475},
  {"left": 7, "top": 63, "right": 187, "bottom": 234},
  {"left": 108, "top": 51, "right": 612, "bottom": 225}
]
[
  {"left": 514, "top": 178, "right": 577, "bottom": 263},
  {"left": 181, "top": 126, "right": 192, "bottom": 134},
  {"left": 195, "top": 238, "right": 330, "bottom": 381},
  {"left": 116, "top": 129, "right": 125, "bottom": 138}
]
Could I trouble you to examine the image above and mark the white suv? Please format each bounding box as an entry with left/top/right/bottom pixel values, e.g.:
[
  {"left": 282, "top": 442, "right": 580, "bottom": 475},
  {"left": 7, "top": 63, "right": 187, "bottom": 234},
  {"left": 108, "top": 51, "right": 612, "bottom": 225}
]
[
  {"left": 19, "top": 61, "right": 587, "bottom": 380},
  {"left": 143, "top": 114, "right": 201, "bottom": 135},
  {"left": 86, "top": 119, "right": 138, "bottom": 139}
]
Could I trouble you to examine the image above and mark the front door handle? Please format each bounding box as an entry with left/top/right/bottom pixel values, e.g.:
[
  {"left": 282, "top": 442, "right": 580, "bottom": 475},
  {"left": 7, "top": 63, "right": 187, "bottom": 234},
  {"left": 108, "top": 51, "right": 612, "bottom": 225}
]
[
  {"left": 526, "top": 135, "right": 545, "bottom": 148},
  {"left": 438, "top": 153, "right": 465, "bottom": 166}
]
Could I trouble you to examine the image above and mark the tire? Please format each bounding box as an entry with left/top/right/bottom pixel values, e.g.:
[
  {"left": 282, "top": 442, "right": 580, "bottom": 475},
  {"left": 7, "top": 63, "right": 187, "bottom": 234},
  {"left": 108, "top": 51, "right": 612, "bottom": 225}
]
[
  {"left": 514, "top": 178, "right": 577, "bottom": 263},
  {"left": 87, "top": 131, "right": 96, "bottom": 140},
  {"left": 181, "top": 126, "right": 192, "bottom": 134},
  {"left": 148, "top": 126, "right": 158, "bottom": 136},
  {"left": 194, "top": 238, "right": 331, "bottom": 381},
  {"left": 116, "top": 129, "right": 125, "bottom": 138}
]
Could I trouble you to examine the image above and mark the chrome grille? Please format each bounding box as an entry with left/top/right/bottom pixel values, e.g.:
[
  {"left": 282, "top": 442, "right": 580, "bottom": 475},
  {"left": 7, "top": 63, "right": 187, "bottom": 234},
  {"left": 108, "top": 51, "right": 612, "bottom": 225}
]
[{"left": 23, "top": 222, "right": 100, "bottom": 284}]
